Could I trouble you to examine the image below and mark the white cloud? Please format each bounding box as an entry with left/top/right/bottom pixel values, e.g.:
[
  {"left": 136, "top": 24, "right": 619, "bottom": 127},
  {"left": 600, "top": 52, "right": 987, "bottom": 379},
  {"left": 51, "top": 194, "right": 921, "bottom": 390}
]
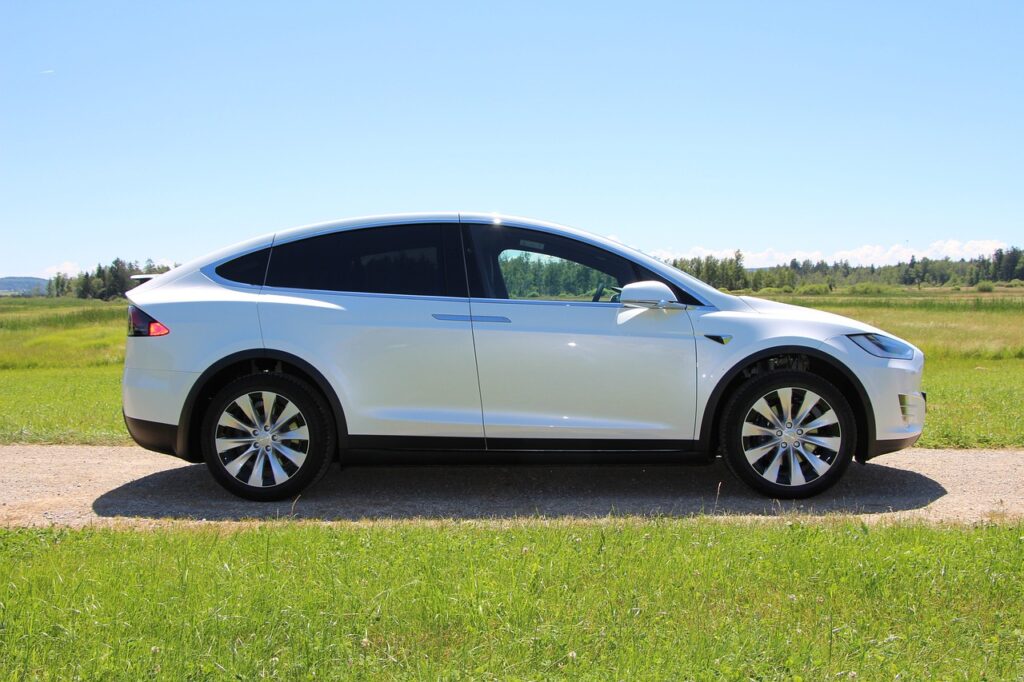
[
  {"left": 647, "top": 239, "right": 1008, "bottom": 268},
  {"left": 38, "top": 261, "right": 83, "bottom": 278}
]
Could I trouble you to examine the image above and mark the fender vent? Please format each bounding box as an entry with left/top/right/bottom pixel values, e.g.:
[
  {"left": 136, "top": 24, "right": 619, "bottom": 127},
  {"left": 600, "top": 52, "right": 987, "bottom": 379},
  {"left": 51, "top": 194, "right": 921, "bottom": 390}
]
[{"left": 705, "top": 334, "right": 733, "bottom": 345}]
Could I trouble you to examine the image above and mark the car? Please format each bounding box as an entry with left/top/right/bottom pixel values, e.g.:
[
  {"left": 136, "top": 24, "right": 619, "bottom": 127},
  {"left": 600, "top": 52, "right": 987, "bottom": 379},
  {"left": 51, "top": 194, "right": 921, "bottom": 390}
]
[{"left": 123, "top": 213, "right": 925, "bottom": 501}]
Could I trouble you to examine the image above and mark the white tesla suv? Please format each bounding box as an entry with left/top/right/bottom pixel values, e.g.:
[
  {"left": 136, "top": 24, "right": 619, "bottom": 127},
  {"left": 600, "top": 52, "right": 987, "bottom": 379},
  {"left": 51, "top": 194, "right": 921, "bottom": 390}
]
[{"left": 123, "top": 213, "right": 925, "bottom": 501}]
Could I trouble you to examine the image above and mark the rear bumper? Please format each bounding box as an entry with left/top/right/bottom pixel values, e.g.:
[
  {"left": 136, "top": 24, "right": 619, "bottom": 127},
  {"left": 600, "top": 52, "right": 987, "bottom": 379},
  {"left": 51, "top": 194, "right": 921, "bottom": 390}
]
[{"left": 123, "top": 413, "right": 182, "bottom": 459}]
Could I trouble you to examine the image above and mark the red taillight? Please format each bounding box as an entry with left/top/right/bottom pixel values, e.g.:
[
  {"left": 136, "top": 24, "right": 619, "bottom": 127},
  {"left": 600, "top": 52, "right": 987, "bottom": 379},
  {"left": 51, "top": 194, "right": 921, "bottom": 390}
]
[
  {"left": 148, "top": 321, "right": 170, "bottom": 336},
  {"left": 128, "top": 305, "right": 169, "bottom": 337}
]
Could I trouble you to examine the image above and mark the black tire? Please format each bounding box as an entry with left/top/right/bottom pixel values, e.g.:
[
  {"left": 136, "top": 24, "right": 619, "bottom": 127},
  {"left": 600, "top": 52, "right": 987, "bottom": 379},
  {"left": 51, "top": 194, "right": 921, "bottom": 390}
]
[
  {"left": 720, "top": 370, "right": 855, "bottom": 499},
  {"left": 201, "top": 373, "right": 335, "bottom": 501}
]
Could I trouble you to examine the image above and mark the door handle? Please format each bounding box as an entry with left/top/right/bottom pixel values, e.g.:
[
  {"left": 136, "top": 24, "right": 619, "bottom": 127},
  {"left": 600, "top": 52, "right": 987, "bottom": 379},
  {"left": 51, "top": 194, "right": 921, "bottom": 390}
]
[{"left": 432, "top": 314, "right": 511, "bottom": 324}]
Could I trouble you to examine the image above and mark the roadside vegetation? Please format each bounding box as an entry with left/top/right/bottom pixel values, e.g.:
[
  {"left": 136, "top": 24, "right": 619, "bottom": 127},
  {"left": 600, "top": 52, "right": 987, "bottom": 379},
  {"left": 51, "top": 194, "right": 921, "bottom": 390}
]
[
  {"left": 2, "top": 522, "right": 1022, "bottom": 679},
  {"left": 0, "top": 298, "right": 126, "bottom": 444},
  {"left": 2, "top": 286, "right": 1021, "bottom": 448}
]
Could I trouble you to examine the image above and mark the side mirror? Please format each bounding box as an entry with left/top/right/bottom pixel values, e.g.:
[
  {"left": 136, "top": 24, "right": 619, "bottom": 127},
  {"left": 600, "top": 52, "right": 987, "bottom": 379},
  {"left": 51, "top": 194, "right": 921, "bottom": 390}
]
[{"left": 619, "top": 281, "right": 687, "bottom": 309}]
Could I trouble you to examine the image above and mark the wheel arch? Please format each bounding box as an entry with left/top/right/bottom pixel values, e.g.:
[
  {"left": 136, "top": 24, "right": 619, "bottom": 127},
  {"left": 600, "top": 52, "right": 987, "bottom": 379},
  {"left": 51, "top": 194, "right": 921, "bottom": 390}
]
[
  {"left": 176, "top": 349, "right": 348, "bottom": 462},
  {"left": 699, "top": 345, "right": 875, "bottom": 463}
]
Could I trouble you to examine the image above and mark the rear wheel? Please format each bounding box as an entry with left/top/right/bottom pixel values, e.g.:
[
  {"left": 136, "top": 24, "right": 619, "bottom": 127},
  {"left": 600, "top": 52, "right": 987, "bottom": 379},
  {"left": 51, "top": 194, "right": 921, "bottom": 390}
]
[
  {"left": 720, "top": 370, "right": 855, "bottom": 498},
  {"left": 201, "top": 373, "right": 335, "bottom": 501}
]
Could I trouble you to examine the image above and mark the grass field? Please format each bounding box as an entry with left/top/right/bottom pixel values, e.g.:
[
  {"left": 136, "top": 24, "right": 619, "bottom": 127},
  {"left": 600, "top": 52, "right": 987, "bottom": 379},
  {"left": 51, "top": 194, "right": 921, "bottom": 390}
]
[
  {"left": 1, "top": 290, "right": 1021, "bottom": 448},
  {"left": 2, "top": 522, "right": 1023, "bottom": 679},
  {"left": 0, "top": 298, "right": 128, "bottom": 444}
]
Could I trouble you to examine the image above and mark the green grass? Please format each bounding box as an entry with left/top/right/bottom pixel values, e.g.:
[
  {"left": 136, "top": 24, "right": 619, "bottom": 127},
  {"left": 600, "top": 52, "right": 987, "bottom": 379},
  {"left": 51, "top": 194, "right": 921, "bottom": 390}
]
[
  {"left": 919, "top": 359, "right": 1024, "bottom": 447},
  {"left": 0, "top": 366, "right": 127, "bottom": 444},
  {"left": 0, "top": 299, "right": 125, "bottom": 370},
  {"left": 0, "top": 299, "right": 131, "bottom": 444},
  {"left": 2, "top": 523, "right": 1022, "bottom": 679},
  {"left": 768, "top": 293, "right": 1024, "bottom": 360},
  {"left": 0, "top": 294, "right": 1021, "bottom": 447}
]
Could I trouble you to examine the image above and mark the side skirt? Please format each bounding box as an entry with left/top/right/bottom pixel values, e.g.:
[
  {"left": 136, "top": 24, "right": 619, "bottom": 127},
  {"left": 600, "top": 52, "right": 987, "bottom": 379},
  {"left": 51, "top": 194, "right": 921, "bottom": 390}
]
[{"left": 343, "top": 435, "right": 711, "bottom": 465}]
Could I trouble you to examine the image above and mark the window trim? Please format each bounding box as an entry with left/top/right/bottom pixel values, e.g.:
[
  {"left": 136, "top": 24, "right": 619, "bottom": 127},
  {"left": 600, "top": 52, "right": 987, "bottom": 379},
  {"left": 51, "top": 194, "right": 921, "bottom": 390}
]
[
  {"left": 252, "top": 286, "right": 467, "bottom": 303},
  {"left": 211, "top": 246, "right": 272, "bottom": 288},
  {"left": 201, "top": 246, "right": 272, "bottom": 291}
]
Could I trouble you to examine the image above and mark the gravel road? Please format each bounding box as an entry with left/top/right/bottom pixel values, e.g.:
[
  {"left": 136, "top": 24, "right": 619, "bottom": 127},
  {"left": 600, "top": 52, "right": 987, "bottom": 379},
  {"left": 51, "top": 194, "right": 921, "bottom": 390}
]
[{"left": 0, "top": 445, "right": 1021, "bottom": 527}]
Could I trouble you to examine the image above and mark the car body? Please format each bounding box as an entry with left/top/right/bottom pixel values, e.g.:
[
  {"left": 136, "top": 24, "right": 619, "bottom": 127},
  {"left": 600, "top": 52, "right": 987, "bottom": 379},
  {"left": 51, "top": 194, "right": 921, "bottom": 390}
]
[{"left": 123, "top": 213, "right": 925, "bottom": 499}]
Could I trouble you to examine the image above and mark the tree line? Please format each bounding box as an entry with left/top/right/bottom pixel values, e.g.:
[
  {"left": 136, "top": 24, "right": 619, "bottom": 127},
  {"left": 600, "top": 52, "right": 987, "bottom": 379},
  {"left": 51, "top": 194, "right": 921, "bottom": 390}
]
[
  {"left": 38, "top": 245, "right": 1024, "bottom": 300},
  {"left": 47, "top": 259, "right": 174, "bottom": 300},
  {"left": 672, "top": 246, "right": 1024, "bottom": 292},
  {"left": 499, "top": 252, "right": 610, "bottom": 299}
]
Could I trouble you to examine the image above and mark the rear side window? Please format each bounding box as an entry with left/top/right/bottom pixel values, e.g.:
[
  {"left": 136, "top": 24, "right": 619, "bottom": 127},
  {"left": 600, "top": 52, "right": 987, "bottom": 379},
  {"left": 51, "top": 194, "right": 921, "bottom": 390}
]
[
  {"left": 265, "top": 224, "right": 461, "bottom": 297},
  {"left": 215, "top": 248, "right": 270, "bottom": 285}
]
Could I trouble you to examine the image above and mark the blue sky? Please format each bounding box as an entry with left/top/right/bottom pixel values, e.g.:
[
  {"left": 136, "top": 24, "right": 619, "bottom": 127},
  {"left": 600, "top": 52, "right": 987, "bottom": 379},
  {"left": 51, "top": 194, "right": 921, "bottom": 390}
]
[{"left": 2, "top": 1, "right": 1021, "bottom": 277}]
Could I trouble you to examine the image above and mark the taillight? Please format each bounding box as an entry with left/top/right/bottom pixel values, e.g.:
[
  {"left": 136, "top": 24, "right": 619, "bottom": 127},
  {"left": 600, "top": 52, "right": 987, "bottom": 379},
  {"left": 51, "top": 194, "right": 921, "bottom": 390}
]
[{"left": 128, "top": 305, "right": 170, "bottom": 337}]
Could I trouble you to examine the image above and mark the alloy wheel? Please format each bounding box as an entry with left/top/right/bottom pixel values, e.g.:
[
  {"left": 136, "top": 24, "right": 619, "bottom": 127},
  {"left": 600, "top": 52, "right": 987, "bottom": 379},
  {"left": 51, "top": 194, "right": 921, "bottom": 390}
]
[
  {"left": 740, "top": 387, "right": 843, "bottom": 487},
  {"left": 213, "top": 391, "right": 310, "bottom": 487}
]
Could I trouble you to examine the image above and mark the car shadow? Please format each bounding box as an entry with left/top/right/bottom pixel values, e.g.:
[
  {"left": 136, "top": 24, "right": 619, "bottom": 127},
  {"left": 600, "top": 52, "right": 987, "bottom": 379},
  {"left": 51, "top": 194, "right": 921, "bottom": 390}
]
[{"left": 92, "top": 457, "right": 947, "bottom": 521}]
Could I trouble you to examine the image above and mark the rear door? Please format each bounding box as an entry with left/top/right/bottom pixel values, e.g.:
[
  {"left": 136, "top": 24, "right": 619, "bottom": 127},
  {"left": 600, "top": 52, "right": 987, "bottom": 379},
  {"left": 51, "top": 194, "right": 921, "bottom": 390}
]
[
  {"left": 462, "top": 222, "right": 699, "bottom": 447},
  {"left": 258, "top": 222, "right": 484, "bottom": 443}
]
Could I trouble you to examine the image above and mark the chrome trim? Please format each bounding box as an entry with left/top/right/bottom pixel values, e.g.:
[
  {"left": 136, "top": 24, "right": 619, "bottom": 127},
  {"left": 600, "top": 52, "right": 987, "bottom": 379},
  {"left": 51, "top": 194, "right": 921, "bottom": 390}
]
[
  {"left": 622, "top": 300, "right": 688, "bottom": 311},
  {"left": 468, "top": 297, "right": 621, "bottom": 308},
  {"left": 260, "top": 285, "right": 467, "bottom": 304}
]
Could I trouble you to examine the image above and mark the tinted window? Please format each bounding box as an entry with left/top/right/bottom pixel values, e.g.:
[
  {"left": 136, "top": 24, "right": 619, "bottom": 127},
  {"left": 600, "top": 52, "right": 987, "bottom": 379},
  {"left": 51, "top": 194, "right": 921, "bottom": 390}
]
[
  {"left": 464, "top": 225, "right": 700, "bottom": 304},
  {"left": 497, "top": 248, "right": 632, "bottom": 301},
  {"left": 265, "top": 224, "right": 459, "bottom": 296},
  {"left": 215, "top": 248, "right": 270, "bottom": 285}
]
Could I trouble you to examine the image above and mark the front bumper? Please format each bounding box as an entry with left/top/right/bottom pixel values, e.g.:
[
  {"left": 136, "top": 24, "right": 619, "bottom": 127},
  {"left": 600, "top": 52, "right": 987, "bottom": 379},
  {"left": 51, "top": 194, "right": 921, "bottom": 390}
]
[
  {"left": 820, "top": 336, "right": 926, "bottom": 461},
  {"left": 867, "top": 432, "right": 922, "bottom": 459}
]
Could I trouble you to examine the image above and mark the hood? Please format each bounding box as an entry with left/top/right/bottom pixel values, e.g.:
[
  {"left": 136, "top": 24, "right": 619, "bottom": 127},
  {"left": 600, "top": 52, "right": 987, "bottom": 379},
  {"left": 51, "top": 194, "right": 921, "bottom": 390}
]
[{"left": 738, "top": 296, "right": 883, "bottom": 336}]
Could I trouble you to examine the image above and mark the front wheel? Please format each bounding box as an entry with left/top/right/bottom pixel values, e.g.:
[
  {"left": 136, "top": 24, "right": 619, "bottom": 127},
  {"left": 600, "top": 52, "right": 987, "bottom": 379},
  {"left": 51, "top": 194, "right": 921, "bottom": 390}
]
[
  {"left": 720, "top": 371, "right": 856, "bottom": 498},
  {"left": 201, "top": 373, "right": 335, "bottom": 501}
]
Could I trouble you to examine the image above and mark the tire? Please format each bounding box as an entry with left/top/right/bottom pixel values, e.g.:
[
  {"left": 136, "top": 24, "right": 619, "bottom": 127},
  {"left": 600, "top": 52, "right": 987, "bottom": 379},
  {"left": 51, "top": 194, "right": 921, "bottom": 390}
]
[
  {"left": 201, "top": 373, "right": 335, "bottom": 501},
  {"left": 720, "top": 370, "right": 855, "bottom": 499}
]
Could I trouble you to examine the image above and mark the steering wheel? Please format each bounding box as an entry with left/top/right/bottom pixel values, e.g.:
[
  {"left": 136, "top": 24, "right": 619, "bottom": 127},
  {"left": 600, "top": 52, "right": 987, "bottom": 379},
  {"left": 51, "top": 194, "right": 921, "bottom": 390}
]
[{"left": 591, "top": 284, "right": 606, "bottom": 303}]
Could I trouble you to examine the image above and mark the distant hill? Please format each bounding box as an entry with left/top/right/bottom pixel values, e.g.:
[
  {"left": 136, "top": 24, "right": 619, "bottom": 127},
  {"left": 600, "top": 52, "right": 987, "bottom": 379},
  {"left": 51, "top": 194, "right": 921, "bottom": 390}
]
[{"left": 0, "top": 276, "right": 47, "bottom": 295}]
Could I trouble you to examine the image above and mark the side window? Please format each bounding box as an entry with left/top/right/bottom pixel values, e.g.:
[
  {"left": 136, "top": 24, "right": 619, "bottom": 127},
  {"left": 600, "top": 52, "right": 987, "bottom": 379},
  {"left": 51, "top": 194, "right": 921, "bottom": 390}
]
[
  {"left": 497, "top": 249, "right": 627, "bottom": 301},
  {"left": 215, "top": 247, "right": 270, "bottom": 285},
  {"left": 465, "top": 225, "right": 640, "bottom": 302},
  {"left": 265, "top": 224, "right": 462, "bottom": 297},
  {"left": 464, "top": 224, "right": 701, "bottom": 304}
]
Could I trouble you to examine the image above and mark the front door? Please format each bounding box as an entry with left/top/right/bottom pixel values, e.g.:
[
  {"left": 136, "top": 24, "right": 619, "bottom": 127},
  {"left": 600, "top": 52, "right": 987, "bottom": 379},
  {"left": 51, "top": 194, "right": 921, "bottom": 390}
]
[{"left": 462, "top": 222, "right": 698, "bottom": 447}]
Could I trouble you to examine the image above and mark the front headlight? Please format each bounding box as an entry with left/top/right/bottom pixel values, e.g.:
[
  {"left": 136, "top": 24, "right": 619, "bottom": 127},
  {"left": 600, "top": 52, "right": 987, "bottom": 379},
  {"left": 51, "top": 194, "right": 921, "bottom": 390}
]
[{"left": 848, "top": 333, "right": 915, "bottom": 360}]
